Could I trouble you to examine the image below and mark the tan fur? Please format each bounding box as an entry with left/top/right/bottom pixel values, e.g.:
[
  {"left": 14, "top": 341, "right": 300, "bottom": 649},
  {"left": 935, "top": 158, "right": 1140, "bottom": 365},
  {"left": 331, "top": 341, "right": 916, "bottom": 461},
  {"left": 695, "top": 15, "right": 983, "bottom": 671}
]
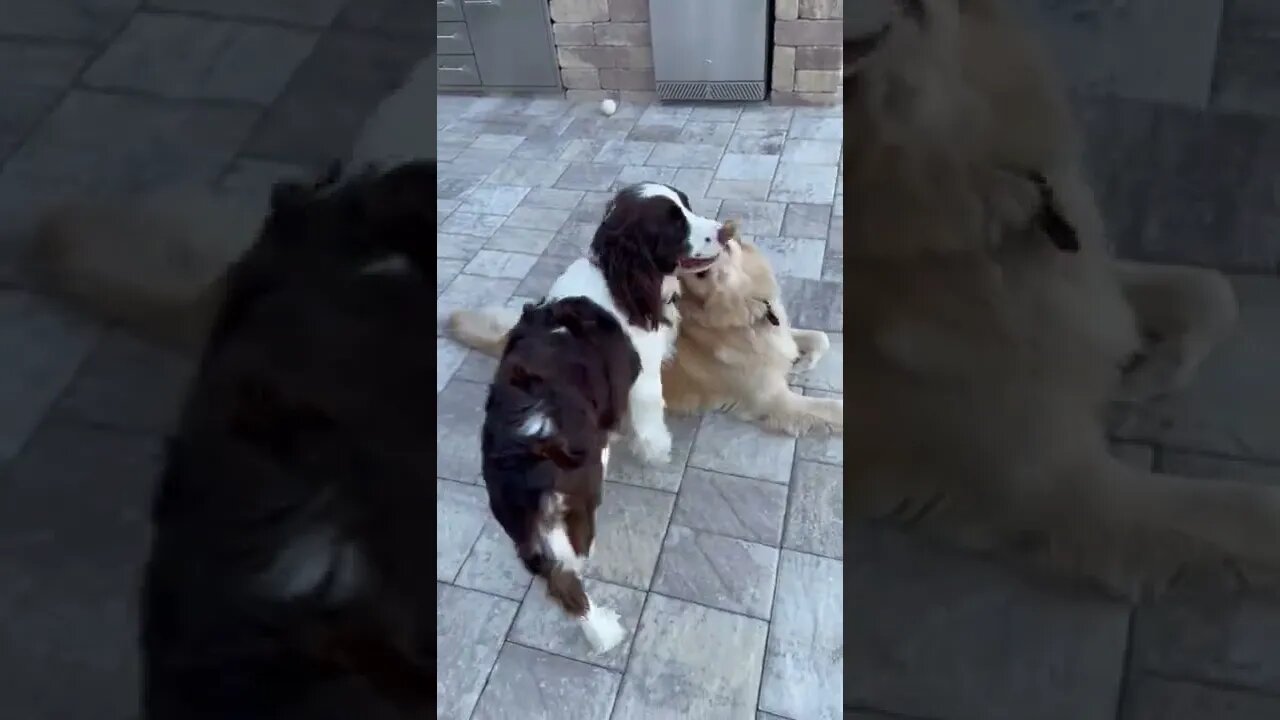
[
  {"left": 446, "top": 234, "right": 842, "bottom": 437},
  {"left": 847, "top": 0, "right": 1262, "bottom": 599},
  {"left": 23, "top": 189, "right": 265, "bottom": 353}
]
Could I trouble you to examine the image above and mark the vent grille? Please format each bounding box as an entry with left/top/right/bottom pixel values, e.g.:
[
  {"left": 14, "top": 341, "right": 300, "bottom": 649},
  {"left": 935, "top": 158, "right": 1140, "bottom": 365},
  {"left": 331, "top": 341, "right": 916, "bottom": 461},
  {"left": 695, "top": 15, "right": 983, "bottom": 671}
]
[{"left": 656, "top": 81, "right": 766, "bottom": 102}]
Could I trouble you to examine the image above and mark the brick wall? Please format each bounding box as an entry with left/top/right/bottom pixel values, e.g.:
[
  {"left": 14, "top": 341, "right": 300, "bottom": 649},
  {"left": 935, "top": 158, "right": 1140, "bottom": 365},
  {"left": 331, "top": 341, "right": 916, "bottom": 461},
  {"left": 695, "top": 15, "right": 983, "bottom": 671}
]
[
  {"left": 549, "top": 0, "right": 656, "bottom": 102},
  {"left": 772, "top": 0, "right": 843, "bottom": 105},
  {"left": 547, "top": 0, "right": 842, "bottom": 105}
]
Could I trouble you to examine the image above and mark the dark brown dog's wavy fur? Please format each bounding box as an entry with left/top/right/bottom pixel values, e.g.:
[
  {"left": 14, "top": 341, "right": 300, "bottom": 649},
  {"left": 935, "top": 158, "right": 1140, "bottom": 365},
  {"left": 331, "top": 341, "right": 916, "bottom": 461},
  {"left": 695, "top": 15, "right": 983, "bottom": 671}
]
[
  {"left": 141, "top": 161, "right": 441, "bottom": 719},
  {"left": 590, "top": 185, "right": 694, "bottom": 331},
  {"left": 482, "top": 297, "right": 640, "bottom": 617}
]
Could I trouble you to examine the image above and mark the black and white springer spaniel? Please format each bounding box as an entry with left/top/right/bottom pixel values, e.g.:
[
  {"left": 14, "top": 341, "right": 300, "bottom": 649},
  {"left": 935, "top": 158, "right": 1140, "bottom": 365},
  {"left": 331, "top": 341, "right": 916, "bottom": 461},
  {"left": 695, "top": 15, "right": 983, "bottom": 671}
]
[{"left": 477, "top": 182, "right": 725, "bottom": 652}]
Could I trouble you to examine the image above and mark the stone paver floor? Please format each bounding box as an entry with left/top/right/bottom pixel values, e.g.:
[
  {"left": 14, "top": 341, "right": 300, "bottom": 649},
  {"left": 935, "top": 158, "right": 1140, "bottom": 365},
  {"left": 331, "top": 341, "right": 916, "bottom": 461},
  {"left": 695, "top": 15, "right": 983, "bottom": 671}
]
[{"left": 435, "top": 95, "right": 844, "bottom": 720}]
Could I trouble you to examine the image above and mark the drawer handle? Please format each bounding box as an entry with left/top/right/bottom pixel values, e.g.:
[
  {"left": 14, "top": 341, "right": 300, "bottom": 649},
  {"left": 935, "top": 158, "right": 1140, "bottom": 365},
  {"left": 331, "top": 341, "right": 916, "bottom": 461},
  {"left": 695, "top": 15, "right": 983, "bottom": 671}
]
[
  {"left": 463, "top": 0, "right": 500, "bottom": 5},
  {"left": 437, "top": 33, "right": 459, "bottom": 40},
  {"left": 440, "top": 66, "right": 470, "bottom": 72},
  {"left": 437, "top": 1, "right": 453, "bottom": 6}
]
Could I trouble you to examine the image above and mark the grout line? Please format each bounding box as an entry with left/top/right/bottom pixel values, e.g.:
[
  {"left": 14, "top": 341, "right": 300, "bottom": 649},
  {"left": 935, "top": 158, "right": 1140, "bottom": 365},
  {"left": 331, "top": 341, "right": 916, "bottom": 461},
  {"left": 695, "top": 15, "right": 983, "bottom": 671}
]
[
  {"left": 755, "top": 426, "right": 804, "bottom": 716},
  {"left": 1113, "top": 605, "right": 1139, "bottom": 720}
]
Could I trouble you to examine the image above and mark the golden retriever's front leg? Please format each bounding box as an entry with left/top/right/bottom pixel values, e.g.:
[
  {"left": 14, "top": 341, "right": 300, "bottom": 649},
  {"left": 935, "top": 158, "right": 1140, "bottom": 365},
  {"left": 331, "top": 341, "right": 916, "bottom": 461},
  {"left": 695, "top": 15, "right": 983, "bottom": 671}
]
[
  {"left": 1113, "top": 260, "right": 1238, "bottom": 401},
  {"left": 790, "top": 329, "right": 830, "bottom": 372}
]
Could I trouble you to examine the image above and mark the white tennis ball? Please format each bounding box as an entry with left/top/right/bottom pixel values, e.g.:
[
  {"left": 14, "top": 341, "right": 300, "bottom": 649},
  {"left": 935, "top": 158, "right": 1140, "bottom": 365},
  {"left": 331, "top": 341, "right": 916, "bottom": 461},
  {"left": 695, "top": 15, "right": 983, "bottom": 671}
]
[{"left": 600, "top": 98, "right": 618, "bottom": 116}]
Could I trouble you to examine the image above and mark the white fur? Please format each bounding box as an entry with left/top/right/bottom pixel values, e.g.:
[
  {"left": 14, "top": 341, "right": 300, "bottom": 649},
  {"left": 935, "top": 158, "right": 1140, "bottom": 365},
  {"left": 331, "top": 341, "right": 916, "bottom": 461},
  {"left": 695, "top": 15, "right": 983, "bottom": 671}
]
[
  {"left": 578, "top": 597, "right": 627, "bottom": 654},
  {"left": 546, "top": 257, "right": 677, "bottom": 465},
  {"left": 518, "top": 407, "right": 555, "bottom": 438},
  {"left": 259, "top": 528, "right": 364, "bottom": 603},
  {"left": 542, "top": 521, "right": 584, "bottom": 574},
  {"left": 635, "top": 183, "right": 723, "bottom": 265}
]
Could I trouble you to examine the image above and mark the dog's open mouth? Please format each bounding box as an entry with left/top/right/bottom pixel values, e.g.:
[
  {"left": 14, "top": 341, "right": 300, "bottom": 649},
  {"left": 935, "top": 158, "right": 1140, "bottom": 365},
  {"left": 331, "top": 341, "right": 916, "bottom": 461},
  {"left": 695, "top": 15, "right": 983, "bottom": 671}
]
[{"left": 678, "top": 255, "right": 718, "bottom": 272}]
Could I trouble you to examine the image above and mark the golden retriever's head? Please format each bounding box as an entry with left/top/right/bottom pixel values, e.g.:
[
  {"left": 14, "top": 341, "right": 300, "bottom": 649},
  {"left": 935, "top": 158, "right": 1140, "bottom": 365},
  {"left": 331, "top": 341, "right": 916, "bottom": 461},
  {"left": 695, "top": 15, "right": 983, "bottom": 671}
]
[
  {"left": 848, "top": 0, "right": 1076, "bottom": 167},
  {"left": 676, "top": 221, "right": 778, "bottom": 315},
  {"left": 845, "top": 0, "right": 1089, "bottom": 259}
]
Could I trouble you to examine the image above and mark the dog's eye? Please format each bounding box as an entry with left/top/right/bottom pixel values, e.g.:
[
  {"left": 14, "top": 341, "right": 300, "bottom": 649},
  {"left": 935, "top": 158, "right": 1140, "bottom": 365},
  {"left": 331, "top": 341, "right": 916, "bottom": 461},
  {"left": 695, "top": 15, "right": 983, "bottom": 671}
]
[{"left": 696, "top": 271, "right": 708, "bottom": 279}]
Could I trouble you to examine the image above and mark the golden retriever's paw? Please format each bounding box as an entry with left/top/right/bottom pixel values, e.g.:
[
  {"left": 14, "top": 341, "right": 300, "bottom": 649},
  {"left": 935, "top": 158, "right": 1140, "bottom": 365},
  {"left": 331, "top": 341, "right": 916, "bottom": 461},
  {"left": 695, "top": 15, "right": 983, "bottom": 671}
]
[
  {"left": 630, "top": 426, "right": 672, "bottom": 466},
  {"left": 791, "top": 330, "right": 831, "bottom": 372}
]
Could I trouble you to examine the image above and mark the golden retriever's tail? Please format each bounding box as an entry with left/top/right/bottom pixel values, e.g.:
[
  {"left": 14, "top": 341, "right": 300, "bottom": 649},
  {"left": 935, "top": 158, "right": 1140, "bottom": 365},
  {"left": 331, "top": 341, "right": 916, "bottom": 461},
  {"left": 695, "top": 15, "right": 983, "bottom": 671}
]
[
  {"left": 446, "top": 307, "right": 520, "bottom": 358},
  {"left": 23, "top": 190, "right": 264, "bottom": 352}
]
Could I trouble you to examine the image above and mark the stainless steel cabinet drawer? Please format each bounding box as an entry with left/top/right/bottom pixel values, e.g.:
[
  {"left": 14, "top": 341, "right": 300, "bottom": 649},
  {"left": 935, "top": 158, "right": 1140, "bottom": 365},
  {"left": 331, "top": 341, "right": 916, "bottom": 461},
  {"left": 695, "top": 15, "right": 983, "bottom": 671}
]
[
  {"left": 437, "top": 0, "right": 463, "bottom": 22},
  {"left": 437, "top": 22, "right": 472, "bottom": 55},
  {"left": 438, "top": 55, "right": 481, "bottom": 86}
]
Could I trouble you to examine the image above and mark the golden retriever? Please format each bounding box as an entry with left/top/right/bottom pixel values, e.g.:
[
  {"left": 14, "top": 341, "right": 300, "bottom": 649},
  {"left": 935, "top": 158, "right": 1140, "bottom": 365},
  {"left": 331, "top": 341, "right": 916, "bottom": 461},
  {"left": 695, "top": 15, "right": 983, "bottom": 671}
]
[
  {"left": 847, "top": 0, "right": 1268, "bottom": 599},
  {"left": 448, "top": 223, "right": 843, "bottom": 437}
]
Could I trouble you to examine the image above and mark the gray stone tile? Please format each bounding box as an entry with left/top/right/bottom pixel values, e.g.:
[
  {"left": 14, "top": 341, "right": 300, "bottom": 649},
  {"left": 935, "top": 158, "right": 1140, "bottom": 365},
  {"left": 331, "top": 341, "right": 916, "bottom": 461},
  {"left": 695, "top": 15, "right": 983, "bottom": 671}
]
[
  {"left": 555, "top": 162, "right": 624, "bottom": 191},
  {"left": 612, "top": 164, "right": 678, "bottom": 191},
  {"left": 469, "top": 133, "right": 526, "bottom": 152},
  {"left": 1113, "top": 277, "right": 1280, "bottom": 462},
  {"left": 673, "top": 167, "right": 716, "bottom": 199},
  {"left": 605, "top": 414, "right": 700, "bottom": 493},
  {"left": 672, "top": 467, "right": 789, "bottom": 546},
  {"left": 82, "top": 14, "right": 318, "bottom": 103},
  {"left": 562, "top": 116, "right": 636, "bottom": 141},
  {"left": 544, "top": 222, "right": 596, "bottom": 259},
  {"left": 626, "top": 123, "right": 685, "bottom": 142},
  {"left": 586, "top": 481, "right": 676, "bottom": 589},
  {"left": 611, "top": 593, "right": 769, "bottom": 720},
  {"left": 436, "top": 171, "right": 487, "bottom": 200},
  {"left": 503, "top": 206, "right": 573, "bottom": 233},
  {"left": 727, "top": 128, "right": 789, "bottom": 155},
  {"left": 454, "top": 517, "right": 532, "bottom": 601},
  {"left": 758, "top": 550, "right": 844, "bottom": 720},
  {"left": 769, "top": 163, "right": 838, "bottom": 204},
  {"left": 847, "top": 526, "right": 1130, "bottom": 720},
  {"left": 1210, "top": 0, "right": 1280, "bottom": 117},
  {"left": 637, "top": 105, "right": 693, "bottom": 125},
  {"left": 559, "top": 139, "right": 611, "bottom": 163},
  {"left": 436, "top": 478, "right": 489, "bottom": 582},
  {"left": 437, "top": 274, "right": 520, "bottom": 333},
  {"left": 436, "top": 583, "right": 519, "bottom": 720},
  {"left": 449, "top": 148, "right": 511, "bottom": 177},
  {"left": 715, "top": 153, "right": 781, "bottom": 183},
  {"left": 796, "top": 389, "right": 844, "bottom": 466},
  {"left": 472, "top": 643, "right": 622, "bottom": 720},
  {"left": 437, "top": 232, "right": 487, "bottom": 261},
  {"left": 689, "top": 412, "right": 797, "bottom": 485},
  {"left": 4, "top": 90, "right": 259, "bottom": 194},
  {"left": 1123, "top": 675, "right": 1280, "bottom": 720},
  {"left": 218, "top": 158, "right": 311, "bottom": 202},
  {"left": 786, "top": 116, "right": 842, "bottom": 140},
  {"left": 716, "top": 200, "right": 787, "bottom": 237},
  {"left": 1016, "top": 0, "right": 1224, "bottom": 108},
  {"left": 515, "top": 254, "right": 576, "bottom": 298},
  {"left": 781, "top": 203, "right": 832, "bottom": 239},
  {"left": 461, "top": 250, "right": 539, "bottom": 280},
  {"left": 437, "top": 337, "right": 468, "bottom": 391},
  {"left": 453, "top": 350, "right": 500, "bottom": 385},
  {"left": 652, "top": 525, "right": 780, "bottom": 619},
  {"left": 794, "top": 331, "right": 842, "bottom": 392},
  {"left": 646, "top": 142, "right": 724, "bottom": 169},
  {"left": 519, "top": 187, "right": 585, "bottom": 210},
  {"left": 435, "top": 378, "right": 493, "bottom": 484},
  {"left": 592, "top": 139, "right": 656, "bottom": 165},
  {"left": 456, "top": 184, "right": 532, "bottom": 216},
  {"left": 782, "top": 460, "right": 843, "bottom": 559},
  {"left": 780, "top": 139, "right": 843, "bottom": 165},
  {"left": 570, "top": 190, "right": 614, "bottom": 224},
  {"left": 0, "top": 42, "right": 92, "bottom": 161},
  {"left": 56, "top": 330, "right": 193, "bottom": 433},
  {"left": 779, "top": 277, "right": 843, "bottom": 332},
  {"left": 242, "top": 31, "right": 423, "bottom": 164},
  {"left": 736, "top": 106, "right": 794, "bottom": 131},
  {"left": 484, "top": 227, "right": 557, "bottom": 255},
  {"left": 689, "top": 105, "right": 744, "bottom": 122},
  {"left": 751, "top": 236, "right": 826, "bottom": 280},
  {"left": 508, "top": 576, "right": 646, "bottom": 670},
  {"left": 437, "top": 258, "right": 465, "bottom": 296},
  {"left": 0, "top": 292, "right": 100, "bottom": 464},
  {"left": 439, "top": 212, "right": 507, "bottom": 239},
  {"left": 487, "top": 159, "right": 571, "bottom": 188},
  {"left": 510, "top": 136, "right": 577, "bottom": 161},
  {"left": 148, "top": 0, "right": 348, "bottom": 25},
  {"left": 706, "top": 179, "right": 773, "bottom": 201},
  {"left": 0, "top": 0, "right": 138, "bottom": 43},
  {"left": 679, "top": 121, "right": 736, "bottom": 146},
  {"left": 0, "top": 418, "right": 159, "bottom": 720}
]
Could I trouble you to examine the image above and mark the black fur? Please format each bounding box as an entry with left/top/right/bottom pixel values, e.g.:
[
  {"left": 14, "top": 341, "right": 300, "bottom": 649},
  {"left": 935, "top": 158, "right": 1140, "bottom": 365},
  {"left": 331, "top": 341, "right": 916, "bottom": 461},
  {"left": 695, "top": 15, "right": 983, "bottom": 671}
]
[
  {"left": 141, "top": 161, "right": 439, "bottom": 719},
  {"left": 589, "top": 184, "right": 693, "bottom": 331}
]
